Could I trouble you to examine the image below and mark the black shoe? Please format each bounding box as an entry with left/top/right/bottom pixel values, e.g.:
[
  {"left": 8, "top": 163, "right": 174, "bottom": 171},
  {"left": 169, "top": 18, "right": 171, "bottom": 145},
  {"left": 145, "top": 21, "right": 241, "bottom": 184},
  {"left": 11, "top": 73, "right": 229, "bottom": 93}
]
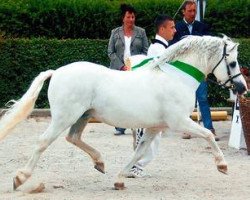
[
  {"left": 211, "top": 129, "right": 220, "bottom": 141},
  {"left": 114, "top": 130, "right": 125, "bottom": 136}
]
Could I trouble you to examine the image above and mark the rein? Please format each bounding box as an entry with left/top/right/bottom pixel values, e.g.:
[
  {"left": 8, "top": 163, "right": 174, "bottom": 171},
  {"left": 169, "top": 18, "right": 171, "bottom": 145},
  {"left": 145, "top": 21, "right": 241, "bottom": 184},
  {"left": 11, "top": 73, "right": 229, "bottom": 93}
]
[{"left": 207, "top": 44, "right": 242, "bottom": 90}]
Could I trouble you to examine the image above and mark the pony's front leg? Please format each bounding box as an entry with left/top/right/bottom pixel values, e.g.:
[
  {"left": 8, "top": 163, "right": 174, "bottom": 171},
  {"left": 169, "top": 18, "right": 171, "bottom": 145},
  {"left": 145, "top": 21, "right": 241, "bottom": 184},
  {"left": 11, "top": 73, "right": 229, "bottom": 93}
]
[
  {"left": 114, "top": 128, "right": 162, "bottom": 190},
  {"left": 13, "top": 123, "right": 64, "bottom": 190},
  {"left": 175, "top": 118, "right": 227, "bottom": 174}
]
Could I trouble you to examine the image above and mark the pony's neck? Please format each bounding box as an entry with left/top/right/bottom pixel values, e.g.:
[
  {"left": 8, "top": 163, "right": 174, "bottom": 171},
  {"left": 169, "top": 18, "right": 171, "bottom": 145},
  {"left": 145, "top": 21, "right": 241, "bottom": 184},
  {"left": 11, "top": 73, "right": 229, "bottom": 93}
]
[
  {"left": 153, "top": 36, "right": 223, "bottom": 77},
  {"left": 176, "top": 54, "right": 208, "bottom": 76},
  {"left": 159, "top": 62, "right": 202, "bottom": 90}
]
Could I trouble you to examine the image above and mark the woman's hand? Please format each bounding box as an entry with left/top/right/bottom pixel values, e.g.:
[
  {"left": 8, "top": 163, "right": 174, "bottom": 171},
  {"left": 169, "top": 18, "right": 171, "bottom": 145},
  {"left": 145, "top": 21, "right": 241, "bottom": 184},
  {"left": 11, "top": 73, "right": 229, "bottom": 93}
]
[{"left": 121, "top": 66, "right": 131, "bottom": 71}]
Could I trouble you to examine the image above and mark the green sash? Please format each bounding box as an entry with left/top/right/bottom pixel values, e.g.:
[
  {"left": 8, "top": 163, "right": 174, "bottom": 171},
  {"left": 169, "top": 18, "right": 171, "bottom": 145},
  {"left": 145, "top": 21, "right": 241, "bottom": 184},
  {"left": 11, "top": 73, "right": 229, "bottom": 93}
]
[{"left": 132, "top": 58, "right": 205, "bottom": 83}]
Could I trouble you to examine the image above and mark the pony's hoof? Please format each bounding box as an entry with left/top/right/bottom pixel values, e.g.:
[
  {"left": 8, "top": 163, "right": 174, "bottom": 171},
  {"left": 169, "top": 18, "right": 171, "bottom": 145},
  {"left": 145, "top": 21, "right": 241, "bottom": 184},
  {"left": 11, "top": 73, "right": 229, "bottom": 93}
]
[
  {"left": 217, "top": 165, "right": 228, "bottom": 174},
  {"left": 114, "top": 182, "right": 126, "bottom": 190},
  {"left": 13, "top": 177, "right": 22, "bottom": 190},
  {"left": 94, "top": 162, "right": 105, "bottom": 174},
  {"left": 28, "top": 183, "right": 45, "bottom": 194}
]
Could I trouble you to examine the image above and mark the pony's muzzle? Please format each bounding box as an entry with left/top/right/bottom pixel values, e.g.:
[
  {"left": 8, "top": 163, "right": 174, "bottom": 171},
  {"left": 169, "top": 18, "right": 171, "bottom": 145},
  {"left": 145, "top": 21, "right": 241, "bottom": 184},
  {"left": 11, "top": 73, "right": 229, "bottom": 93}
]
[{"left": 232, "top": 81, "right": 247, "bottom": 95}]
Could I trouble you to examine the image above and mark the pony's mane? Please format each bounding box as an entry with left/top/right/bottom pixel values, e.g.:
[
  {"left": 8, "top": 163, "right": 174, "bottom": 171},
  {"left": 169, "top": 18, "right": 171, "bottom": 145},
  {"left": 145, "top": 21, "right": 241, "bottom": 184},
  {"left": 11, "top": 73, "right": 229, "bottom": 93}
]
[
  {"left": 144, "top": 35, "right": 230, "bottom": 71},
  {"left": 167, "top": 35, "right": 222, "bottom": 61}
]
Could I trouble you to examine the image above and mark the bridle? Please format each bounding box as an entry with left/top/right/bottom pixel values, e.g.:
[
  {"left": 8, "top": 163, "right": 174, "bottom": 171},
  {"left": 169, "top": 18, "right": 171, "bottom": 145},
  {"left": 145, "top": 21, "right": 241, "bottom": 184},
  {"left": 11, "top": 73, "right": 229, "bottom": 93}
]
[{"left": 207, "top": 43, "right": 242, "bottom": 90}]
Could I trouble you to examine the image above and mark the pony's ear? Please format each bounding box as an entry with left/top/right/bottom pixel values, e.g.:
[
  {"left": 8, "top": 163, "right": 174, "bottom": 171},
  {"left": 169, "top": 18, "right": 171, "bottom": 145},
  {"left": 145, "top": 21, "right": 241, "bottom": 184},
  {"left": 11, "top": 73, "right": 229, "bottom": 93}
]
[
  {"left": 218, "top": 33, "right": 229, "bottom": 40},
  {"left": 221, "top": 34, "right": 237, "bottom": 51},
  {"left": 221, "top": 34, "right": 228, "bottom": 46},
  {"left": 221, "top": 33, "right": 228, "bottom": 40},
  {"left": 220, "top": 34, "right": 235, "bottom": 47},
  {"left": 228, "top": 43, "right": 239, "bottom": 52}
]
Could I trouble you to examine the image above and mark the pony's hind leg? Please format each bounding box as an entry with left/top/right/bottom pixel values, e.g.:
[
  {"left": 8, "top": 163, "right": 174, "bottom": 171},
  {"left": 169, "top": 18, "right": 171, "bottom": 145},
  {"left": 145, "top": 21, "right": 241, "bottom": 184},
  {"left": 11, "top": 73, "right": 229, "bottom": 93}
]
[
  {"left": 65, "top": 113, "right": 105, "bottom": 173},
  {"left": 13, "top": 121, "right": 69, "bottom": 190}
]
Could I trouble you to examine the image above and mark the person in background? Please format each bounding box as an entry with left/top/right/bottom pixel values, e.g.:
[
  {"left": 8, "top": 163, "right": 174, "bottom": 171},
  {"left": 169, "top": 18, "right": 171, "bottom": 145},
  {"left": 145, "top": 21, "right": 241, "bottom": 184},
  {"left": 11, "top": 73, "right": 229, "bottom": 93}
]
[
  {"left": 108, "top": 3, "right": 149, "bottom": 136},
  {"left": 127, "top": 15, "right": 176, "bottom": 178},
  {"left": 171, "top": 0, "right": 219, "bottom": 141},
  {"left": 148, "top": 15, "right": 176, "bottom": 56}
]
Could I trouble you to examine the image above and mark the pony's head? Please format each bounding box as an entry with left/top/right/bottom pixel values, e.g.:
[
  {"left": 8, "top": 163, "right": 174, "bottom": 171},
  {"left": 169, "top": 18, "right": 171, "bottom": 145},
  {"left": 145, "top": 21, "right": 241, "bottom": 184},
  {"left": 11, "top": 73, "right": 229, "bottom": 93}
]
[{"left": 210, "top": 35, "right": 247, "bottom": 95}]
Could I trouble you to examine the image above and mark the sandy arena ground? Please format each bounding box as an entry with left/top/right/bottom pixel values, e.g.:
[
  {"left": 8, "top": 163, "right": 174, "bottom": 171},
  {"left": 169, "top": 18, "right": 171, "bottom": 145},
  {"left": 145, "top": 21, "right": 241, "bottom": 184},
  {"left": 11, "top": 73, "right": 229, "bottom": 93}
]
[{"left": 0, "top": 117, "right": 249, "bottom": 200}]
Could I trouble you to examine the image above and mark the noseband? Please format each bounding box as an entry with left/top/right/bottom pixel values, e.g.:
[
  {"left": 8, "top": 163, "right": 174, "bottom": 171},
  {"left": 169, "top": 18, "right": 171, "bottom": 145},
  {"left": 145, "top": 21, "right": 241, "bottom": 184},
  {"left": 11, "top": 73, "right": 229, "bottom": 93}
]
[{"left": 207, "top": 44, "right": 242, "bottom": 90}]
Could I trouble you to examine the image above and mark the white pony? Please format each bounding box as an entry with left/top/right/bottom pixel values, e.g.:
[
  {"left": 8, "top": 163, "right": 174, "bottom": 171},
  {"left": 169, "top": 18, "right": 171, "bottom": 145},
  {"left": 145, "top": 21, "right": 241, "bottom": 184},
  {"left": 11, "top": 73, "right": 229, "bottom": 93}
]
[{"left": 0, "top": 35, "right": 247, "bottom": 190}]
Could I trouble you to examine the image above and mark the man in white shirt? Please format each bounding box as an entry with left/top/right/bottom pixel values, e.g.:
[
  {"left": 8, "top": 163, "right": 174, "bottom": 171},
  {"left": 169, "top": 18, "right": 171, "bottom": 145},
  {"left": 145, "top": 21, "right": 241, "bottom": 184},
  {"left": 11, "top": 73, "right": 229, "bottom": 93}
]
[
  {"left": 147, "top": 15, "right": 176, "bottom": 56},
  {"left": 128, "top": 15, "right": 176, "bottom": 178}
]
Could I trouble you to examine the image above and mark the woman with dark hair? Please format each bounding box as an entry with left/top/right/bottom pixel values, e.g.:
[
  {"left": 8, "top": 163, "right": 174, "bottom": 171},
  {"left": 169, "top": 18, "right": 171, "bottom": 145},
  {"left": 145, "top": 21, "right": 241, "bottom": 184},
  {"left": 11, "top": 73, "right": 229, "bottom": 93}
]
[{"left": 108, "top": 4, "right": 149, "bottom": 135}]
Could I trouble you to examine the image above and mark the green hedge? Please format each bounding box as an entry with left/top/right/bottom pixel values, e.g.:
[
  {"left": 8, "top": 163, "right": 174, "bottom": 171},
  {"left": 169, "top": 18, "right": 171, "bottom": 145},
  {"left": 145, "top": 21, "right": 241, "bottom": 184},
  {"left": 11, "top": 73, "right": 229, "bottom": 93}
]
[
  {"left": 0, "top": 38, "right": 109, "bottom": 108},
  {"left": 0, "top": 0, "right": 249, "bottom": 39},
  {"left": 0, "top": 38, "right": 249, "bottom": 108},
  {"left": 205, "top": 0, "right": 250, "bottom": 38}
]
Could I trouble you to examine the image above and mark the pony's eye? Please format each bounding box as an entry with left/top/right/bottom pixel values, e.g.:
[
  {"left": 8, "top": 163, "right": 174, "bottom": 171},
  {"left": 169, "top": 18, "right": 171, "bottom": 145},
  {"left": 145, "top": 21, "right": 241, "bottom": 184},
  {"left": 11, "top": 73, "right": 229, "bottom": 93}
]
[{"left": 229, "top": 61, "right": 236, "bottom": 68}]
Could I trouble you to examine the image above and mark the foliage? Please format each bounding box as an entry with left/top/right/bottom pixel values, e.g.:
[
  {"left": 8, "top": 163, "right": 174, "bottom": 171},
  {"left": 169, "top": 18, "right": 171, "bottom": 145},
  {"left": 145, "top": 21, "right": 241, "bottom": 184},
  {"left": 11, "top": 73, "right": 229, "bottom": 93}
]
[
  {"left": 236, "top": 38, "right": 250, "bottom": 67},
  {"left": 207, "top": 81, "right": 230, "bottom": 107},
  {"left": 0, "top": 0, "right": 249, "bottom": 39},
  {"left": 244, "top": 91, "right": 250, "bottom": 98},
  {"left": 205, "top": 0, "right": 250, "bottom": 38},
  {"left": 0, "top": 38, "right": 109, "bottom": 108}
]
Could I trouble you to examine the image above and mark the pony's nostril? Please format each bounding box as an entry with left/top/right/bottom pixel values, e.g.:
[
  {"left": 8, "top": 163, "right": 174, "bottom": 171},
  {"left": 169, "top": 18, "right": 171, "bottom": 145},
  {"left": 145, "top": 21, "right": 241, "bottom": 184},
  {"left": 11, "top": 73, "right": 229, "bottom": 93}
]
[{"left": 233, "top": 81, "right": 247, "bottom": 95}]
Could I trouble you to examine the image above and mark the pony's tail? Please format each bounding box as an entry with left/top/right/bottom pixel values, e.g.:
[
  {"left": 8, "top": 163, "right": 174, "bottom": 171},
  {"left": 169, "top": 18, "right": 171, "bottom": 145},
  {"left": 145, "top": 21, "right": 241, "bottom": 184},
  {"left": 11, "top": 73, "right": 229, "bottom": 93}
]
[{"left": 0, "top": 70, "right": 54, "bottom": 141}]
